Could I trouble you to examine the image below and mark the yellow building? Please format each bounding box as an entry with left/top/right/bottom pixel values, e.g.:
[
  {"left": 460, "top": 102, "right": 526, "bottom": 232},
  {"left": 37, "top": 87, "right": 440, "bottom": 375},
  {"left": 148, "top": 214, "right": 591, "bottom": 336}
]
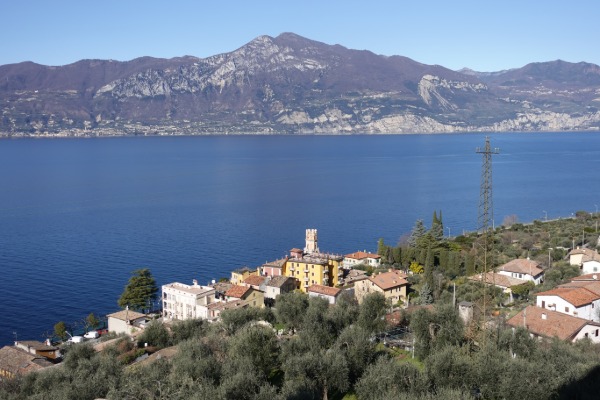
[
  {"left": 230, "top": 266, "right": 259, "bottom": 285},
  {"left": 225, "top": 285, "right": 264, "bottom": 308},
  {"left": 283, "top": 242, "right": 344, "bottom": 293}
]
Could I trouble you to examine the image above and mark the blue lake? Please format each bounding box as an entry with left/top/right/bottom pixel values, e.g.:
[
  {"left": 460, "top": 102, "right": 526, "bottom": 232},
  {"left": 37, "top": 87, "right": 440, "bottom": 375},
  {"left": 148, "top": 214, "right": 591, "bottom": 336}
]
[{"left": 1, "top": 132, "right": 599, "bottom": 345}]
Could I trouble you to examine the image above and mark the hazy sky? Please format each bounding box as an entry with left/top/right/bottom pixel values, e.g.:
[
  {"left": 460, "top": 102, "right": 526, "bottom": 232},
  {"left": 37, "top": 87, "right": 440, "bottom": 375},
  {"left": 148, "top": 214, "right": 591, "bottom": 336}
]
[{"left": 2, "top": 0, "right": 598, "bottom": 71}]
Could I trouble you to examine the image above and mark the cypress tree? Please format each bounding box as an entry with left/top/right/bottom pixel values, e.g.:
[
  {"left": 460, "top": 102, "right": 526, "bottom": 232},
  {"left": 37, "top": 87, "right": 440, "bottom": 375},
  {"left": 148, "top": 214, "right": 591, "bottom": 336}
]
[{"left": 431, "top": 210, "right": 444, "bottom": 242}]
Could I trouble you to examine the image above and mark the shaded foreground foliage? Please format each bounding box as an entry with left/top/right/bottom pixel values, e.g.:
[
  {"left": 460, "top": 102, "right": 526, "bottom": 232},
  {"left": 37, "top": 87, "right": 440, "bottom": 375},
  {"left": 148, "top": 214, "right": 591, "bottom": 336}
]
[{"left": 2, "top": 294, "right": 600, "bottom": 400}]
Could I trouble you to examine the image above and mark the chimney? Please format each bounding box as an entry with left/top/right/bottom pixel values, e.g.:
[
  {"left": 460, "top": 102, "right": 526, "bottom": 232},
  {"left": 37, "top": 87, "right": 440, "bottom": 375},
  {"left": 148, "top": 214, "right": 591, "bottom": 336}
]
[
  {"left": 594, "top": 275, "right": 598, "bottom": 280},
  {"left": 541, "top": 313, "right": 547, "bottom": 320},
  {"left": 192, "top": 279, "right": 199, "bottom": 287}
]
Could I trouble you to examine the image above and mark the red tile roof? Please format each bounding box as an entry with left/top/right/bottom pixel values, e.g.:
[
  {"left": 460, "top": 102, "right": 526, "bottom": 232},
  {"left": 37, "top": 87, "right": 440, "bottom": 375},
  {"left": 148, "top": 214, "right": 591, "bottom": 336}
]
[
  {"left": 369, "top": 271, "right": 408, "bottom": 290},
  {"left": 307, "top": 284, "right": 341, "bottom": 297},
  {"left": 0, "top": 346, "right": 54, "bottom": 377},
  {"left": 266, "top": 275, "right": 297, "bottom": 288},
  {"left": 468, "top": 272, "right": 527, "bottom": 288},
  {"left": 225, "top": 285, "right": 252, "bottom": 299},
  {"left": 572, "top": 273, "right": 600, "bottom": 282},
  {"left": 498, "top": 259, "right": 544, "bottom": 277},
  {"left": 345, "top": 251, "right": 381, "bottom": 260},
  {"left": 559, "top": 281, "right": 600, "bottom": 297},
  {"left": 569, "top": 248, "right": 600, "bottom": 263},
  {"left": 536, "top": 287, "right": 600, "bottom": 307},
  {"left": 507, "top": 306, "right": 599, "bottom": 341},
  {"left": 243, "top": 275, "right": 266, "bottom": 287}
]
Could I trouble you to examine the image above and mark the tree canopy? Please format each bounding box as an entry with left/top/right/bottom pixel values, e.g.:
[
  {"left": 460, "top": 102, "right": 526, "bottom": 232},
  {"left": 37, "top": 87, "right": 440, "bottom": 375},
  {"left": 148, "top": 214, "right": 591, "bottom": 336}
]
[{"left": 117, "top": 268, "right": 159, "bottom": 311}]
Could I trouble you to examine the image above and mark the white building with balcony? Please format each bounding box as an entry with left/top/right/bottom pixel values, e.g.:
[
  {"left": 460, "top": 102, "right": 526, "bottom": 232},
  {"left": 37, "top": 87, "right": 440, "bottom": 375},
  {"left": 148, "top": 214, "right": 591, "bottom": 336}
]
[{"left": 162, "top": 280, "right": 216, "bottom": 321}]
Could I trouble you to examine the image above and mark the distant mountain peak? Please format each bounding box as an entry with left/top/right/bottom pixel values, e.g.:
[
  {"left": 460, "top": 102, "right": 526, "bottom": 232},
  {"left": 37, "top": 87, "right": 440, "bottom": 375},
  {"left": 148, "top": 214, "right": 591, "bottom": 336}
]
[{"left": 1, "top": 33, "right": 599, "bottom": 136}]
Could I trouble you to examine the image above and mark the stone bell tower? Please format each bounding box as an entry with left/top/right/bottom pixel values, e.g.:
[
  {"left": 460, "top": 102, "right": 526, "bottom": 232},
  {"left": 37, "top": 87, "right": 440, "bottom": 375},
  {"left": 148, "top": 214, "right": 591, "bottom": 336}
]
[{"left": 304, "top": 228, "right": 319, "bottom": 254}]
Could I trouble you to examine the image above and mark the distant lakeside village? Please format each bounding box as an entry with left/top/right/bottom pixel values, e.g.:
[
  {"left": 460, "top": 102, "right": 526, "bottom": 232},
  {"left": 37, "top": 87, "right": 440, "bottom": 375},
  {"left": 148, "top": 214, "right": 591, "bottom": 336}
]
[{"left": 3, "top": 224, "right": 600, "bottom": 380}]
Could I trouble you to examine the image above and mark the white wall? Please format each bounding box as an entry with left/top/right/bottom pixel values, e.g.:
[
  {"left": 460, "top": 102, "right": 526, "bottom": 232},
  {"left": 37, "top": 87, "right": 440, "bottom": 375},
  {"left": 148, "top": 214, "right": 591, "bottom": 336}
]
[
  {"left": 537, "top": 295, "right": 600, "bottom": 322},
  {"left": 162, "top": 285, "right": 215, "bottom": 321},
  {"left": 265, "top": 286, "right": 280, "bottom": 300},
  {"left": 497, "top": 270, "right": 543, "bottom": 285},
  {"left": 582, "top": 260, "right": 600, "bottom": 275},
  {"left": 343, "top": 257, "right": 380, "bottom": 268},
  {"left": 573, "top": 324, "right": 600, "bottom": 343},
  {"left": 308, "top": 291, "right": 336, "bottom": 305},
  {"left": 108, "top": 317, "right": 144, "bottom": 336}
]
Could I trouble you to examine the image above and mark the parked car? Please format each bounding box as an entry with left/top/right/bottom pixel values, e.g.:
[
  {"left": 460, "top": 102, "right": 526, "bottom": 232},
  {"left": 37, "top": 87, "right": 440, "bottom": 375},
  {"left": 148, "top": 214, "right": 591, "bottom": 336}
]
[
  {"left": 84, "top": 331, "right": 99, "bottom": 339},
  {"left": 68, "top": 336, "right": 84, "bottom": 344}
]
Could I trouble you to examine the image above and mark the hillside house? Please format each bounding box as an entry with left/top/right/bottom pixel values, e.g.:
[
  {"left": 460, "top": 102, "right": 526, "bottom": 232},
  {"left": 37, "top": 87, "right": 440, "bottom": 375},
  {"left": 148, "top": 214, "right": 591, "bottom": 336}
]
[
  {"left": 225, "top": 285, "right": 264, "bottom": 308},
  {"left": 207, "top": 300, "right": 250, "bottom": 321},
  {"left": 497, "top": 258, "right": 545, "bottom": 285},
  {"left": 343, "top": 251, "right": 381, "bottom": 268},
  {"left": 343, "top": 269, "right": 369, "bottom": 286},
  {"left": 107, "top": 309, "right": 148, "bottom": 336},
  {"left": 468, "top": 272, "right": 529, "bottom": 304},
  {"left": 0, "top": 346, "right": 54, "bottom": 379},
  {"left": 307, "top": 284, "right": 342, "bottom": 305},
  {"left": 569, "top": 247, "right": 600, "bottom": 268},
  {"left": 536, "top": 286, "right": 600, "bottom": 322},
  {"left": 507, "top": 305, "right": 600, "bottom": 343},
  {"left": 264, "top": 275, "right": 298, "bottom": 306},
  {"left": 354, "top": 270, "right": 408, "bottom": 305},
  {"left": 14, "top": 340, "right": 61, "bottom": 361}
]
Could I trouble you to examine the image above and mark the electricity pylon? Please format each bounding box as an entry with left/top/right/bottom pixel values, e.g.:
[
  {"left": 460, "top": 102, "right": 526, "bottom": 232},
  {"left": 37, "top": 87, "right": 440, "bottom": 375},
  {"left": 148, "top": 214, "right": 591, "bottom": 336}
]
[{"left": 475, "top": 136, "right": 499, "bottom": 345}]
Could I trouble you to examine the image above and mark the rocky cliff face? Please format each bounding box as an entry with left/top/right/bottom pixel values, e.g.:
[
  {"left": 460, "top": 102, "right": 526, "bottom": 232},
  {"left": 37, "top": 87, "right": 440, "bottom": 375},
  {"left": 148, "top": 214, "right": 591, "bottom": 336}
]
[{"left": 1, "top": 33, "right": 599, "bottom": 135}]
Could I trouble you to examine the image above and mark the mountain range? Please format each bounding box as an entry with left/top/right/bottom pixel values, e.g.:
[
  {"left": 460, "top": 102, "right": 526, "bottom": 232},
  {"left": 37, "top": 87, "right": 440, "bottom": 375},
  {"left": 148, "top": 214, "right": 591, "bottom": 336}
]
[{"left": 1, "top": 32, "right": 599, "bottom": 136}]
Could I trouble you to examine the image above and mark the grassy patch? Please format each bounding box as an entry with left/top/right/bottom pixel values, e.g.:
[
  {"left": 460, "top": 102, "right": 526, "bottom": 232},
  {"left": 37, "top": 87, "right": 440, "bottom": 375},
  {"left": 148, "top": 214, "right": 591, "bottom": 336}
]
[{"left": 273, "top": 322, "right": 286, "bottom": 331}]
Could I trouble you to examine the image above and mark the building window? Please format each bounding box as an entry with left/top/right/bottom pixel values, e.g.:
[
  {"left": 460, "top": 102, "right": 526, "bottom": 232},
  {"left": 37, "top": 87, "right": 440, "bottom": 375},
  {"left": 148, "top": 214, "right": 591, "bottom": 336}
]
[
  {"left": 542, "top": 300, "right": 545, "bottom": 308},
  {"left": 565, "top": 307, "right": 570, "bottom": 313}
]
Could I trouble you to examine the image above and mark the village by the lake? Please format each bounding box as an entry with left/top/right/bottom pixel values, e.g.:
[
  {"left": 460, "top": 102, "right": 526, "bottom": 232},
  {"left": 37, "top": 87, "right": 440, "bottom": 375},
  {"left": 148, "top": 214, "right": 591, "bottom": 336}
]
[{"left": 3, "top": 206, "right": 600, "bottom": 399}]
